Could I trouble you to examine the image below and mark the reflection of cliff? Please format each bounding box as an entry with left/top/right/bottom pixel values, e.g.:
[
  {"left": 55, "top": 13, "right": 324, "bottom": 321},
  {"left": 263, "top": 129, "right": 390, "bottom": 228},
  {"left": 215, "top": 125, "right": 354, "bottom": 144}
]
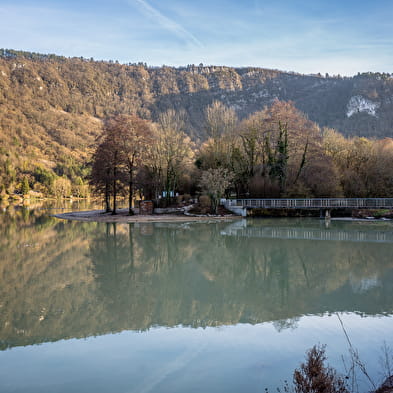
[{"left": 1, "top": 212, "right": 393, "bottom": 350}]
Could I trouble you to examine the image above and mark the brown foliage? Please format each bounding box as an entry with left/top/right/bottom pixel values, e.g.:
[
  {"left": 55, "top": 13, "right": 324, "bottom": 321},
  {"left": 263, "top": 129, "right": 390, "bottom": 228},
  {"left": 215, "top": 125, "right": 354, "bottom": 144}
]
[
  {"left": 91, "top": 114, "right": 154, "bottom": 213},
  {"left": 294, "top": 345, "right": 349, "bottom": 393}
]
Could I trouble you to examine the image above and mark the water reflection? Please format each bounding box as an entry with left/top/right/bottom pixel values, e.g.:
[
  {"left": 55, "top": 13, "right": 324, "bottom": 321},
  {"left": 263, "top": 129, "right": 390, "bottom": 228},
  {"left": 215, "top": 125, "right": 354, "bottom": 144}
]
[
  {"left": 222, "top": 218, "right": 393, "bottom": 242},
  {"left": 1, "top": 208, "right": 393, "bottom": 350}
]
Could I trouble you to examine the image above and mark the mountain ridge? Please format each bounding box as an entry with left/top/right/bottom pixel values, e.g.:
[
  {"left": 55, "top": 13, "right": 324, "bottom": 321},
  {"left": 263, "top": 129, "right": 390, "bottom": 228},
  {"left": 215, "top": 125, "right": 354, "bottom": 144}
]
[
  {"left": 2, "top": 48, "right": 392, "bottom": 139},
  {"left": 1, "top": 48, "right": 393, "bottom": 194}
]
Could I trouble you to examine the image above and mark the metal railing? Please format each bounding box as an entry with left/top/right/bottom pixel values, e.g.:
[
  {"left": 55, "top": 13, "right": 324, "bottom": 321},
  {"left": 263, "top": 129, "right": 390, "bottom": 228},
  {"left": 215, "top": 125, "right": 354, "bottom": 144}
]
[{"left": 225, "top": 198, "right": 393, "bottom": 209}]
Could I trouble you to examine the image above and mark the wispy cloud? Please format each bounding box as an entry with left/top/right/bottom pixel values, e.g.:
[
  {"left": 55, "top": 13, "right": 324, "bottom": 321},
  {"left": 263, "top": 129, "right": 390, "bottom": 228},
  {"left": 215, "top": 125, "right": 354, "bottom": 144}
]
[
  {"left": 1, "top": 0, "right": 392, "bottom": 75},
  {"left": 132, "top": 0, "right": 203, "bottom": 48}
]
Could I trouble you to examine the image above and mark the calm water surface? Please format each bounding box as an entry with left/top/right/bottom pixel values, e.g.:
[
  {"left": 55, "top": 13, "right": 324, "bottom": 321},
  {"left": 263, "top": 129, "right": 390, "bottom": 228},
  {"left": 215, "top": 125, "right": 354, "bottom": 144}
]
[{"left": 1, "top": 204, "right": 393, "bottom": 392}]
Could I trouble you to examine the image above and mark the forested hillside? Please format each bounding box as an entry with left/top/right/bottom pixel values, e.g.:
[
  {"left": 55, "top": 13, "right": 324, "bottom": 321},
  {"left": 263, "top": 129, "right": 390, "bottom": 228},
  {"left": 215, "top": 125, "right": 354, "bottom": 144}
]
[{"left": 1, "top": 49, "right": 393, "bottom": 197}]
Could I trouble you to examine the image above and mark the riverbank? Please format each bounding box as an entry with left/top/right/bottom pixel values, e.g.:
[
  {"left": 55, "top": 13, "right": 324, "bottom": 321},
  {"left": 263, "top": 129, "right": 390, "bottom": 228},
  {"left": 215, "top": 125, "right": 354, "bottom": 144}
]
[
  {"left": 54, "top": 209, "right": 240, "bottom": 223},
  {"left": 332, "top": 217, "right": 392, "bottom": 222},
  {"left": 53, "top": 210, "right": 393, "bottom": 223}
]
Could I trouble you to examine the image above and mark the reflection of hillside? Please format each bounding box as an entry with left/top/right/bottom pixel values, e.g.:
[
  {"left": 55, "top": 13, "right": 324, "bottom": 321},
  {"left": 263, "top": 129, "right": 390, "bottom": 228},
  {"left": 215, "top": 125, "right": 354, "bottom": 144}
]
[
  {"left": 0, "top": 207, "right": 99, "bottom": 349},
  {"left": 1, "top": 213, "right": 393, "bottom": 350}
]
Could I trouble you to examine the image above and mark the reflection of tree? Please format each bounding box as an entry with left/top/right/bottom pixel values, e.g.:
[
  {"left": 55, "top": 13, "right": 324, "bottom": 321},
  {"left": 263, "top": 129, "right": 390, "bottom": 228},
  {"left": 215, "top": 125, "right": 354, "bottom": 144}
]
[
  {"left": 2, "top": 214, "right": 393, "bottom": 349},
  {"left": 266, "top": 248, "right": 290, "bottom": 306},
  {"left": 273, "top": 317, "right": 299, "bottom": 332},
  {"left": 189, "top": 220, "right": 393, "bottom": 323},
  {"left": 90, "top": 224, "right": 125, "bottom": 279},
  {"left": 89, "top": 224, "right": 137, "bottom": 320},
  {"left": 88, "top": 222, "right": 194, "bottom": 331}
]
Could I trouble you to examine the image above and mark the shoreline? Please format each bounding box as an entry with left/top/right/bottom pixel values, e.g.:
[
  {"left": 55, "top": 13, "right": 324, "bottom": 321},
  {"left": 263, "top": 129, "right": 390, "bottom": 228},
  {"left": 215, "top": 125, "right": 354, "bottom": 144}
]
[
  {"left": 51, "top": 209, "right": 392, "bottom": 224},
  {"left": 331, "top": 217, "right": 392, "bottom": 222},
  {"left": 54, "top": 209, "right": 241, "bottom": 223}
]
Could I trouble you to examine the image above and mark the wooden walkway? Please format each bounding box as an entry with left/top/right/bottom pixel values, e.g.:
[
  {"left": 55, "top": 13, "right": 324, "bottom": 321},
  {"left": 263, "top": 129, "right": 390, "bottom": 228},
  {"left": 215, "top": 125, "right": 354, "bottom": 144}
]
[{"left": 225, "top": 198, "right": 393, "bottom": 210}]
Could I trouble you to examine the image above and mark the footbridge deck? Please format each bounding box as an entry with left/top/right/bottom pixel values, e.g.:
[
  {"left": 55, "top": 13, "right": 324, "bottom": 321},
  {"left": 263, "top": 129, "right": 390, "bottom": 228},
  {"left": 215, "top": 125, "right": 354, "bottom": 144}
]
[
  {"left": 224, "top": 198, "right": 393, "bottom": 217},
  {"left": 226, "top": 198, "right": 393, "bottom": 209}
]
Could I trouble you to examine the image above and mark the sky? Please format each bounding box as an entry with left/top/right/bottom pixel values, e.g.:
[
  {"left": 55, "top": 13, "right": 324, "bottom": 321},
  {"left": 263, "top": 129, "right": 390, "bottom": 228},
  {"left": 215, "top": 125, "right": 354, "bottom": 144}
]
[{"left": 1, "top": 0, "right": 392, "bottom": 76}]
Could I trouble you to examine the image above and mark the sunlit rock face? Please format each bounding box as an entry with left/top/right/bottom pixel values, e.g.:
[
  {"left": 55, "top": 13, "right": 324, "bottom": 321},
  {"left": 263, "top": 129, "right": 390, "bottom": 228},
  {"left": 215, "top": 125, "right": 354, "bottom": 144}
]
[
  {"left": 346, "top": 95, "right": 380, "bottom": 117},
  {"left": 350, "top": 274, "right": 381, "bottom": 294}
]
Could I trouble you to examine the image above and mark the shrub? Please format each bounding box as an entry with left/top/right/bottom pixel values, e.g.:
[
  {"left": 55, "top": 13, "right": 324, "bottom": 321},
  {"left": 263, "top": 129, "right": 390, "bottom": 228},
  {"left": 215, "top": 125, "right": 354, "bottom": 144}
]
[
  {"left": 294, "top": 345, "right": 348, "bottom": 393},
  {"left": 199, "top": 194, "right": 211, "bottom": 208},
  {"left": 176, "top": 194, "right": 184, "bottom": 204}
]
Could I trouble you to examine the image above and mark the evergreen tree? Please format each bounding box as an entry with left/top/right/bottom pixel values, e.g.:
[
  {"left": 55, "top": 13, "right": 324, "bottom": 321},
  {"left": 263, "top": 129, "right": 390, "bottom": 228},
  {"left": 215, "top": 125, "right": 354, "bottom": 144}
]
[{"left": 21, "top": 176, "right": 30, "bottom": 196}]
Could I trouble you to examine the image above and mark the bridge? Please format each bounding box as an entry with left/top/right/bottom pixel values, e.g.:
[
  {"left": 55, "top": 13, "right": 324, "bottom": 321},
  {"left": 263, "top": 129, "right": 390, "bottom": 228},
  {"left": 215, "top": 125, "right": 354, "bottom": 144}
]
[
  {"left": 220, "top": 220, "right": 393, "bottom": 243},
  {"left": 221, "top": 222, "right": 393, "bottom": 243},
  {"left": 224, "top": 198, "right": 393, "bottom": 217}
]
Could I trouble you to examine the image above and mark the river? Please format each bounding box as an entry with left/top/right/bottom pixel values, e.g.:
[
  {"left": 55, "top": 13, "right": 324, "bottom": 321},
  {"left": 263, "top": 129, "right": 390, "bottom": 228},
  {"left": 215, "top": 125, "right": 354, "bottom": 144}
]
[{"left": 0, "top": 204, "right": 392, "bottom": 392}]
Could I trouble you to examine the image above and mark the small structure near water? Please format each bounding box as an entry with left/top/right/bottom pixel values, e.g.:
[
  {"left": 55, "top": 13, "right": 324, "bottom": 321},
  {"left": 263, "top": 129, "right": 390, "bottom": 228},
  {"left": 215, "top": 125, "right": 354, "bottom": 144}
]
[{"left": 139, "top": 200, "right": 154, "bottom": 215}]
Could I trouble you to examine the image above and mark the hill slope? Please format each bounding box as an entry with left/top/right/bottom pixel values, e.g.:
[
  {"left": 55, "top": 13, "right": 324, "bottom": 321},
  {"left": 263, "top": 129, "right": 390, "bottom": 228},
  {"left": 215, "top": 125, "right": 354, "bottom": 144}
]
[{"left": 1, "top": 49, "right": 393, "bottom": 192}]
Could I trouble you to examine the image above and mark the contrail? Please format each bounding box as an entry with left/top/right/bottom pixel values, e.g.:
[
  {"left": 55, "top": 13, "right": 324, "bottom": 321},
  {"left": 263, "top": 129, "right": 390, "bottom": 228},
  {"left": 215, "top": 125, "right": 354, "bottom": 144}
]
[
  {"left": 132, "top": 342, "right": 207, "bottom": 393},
  {"left": 132, "top": 0, "right": 203, "bottom": 47}
]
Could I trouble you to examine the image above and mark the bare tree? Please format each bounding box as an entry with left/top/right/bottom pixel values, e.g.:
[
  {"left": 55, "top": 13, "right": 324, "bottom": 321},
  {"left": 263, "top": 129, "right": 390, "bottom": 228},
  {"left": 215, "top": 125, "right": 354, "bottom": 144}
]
[
  {"left": 205, "top": 101, "right": 237, "bottom": 140},
  {"left": 108, "top": 115, "right": 154, "bottom": 214},
  {"left": 91, "top": 141, "right": 113, "bottom": 212},
  {"left": 204, "top": 101, "right": 238, "bottom": 168},
  {"left": 199, "top": 168, "right": 234, "bottom": 214},
  {"left": 152, "top": 109, "right": 194, "bottom": 202},
  {"left": 91, "top": 115, "right": 153, "bottom": 214}
]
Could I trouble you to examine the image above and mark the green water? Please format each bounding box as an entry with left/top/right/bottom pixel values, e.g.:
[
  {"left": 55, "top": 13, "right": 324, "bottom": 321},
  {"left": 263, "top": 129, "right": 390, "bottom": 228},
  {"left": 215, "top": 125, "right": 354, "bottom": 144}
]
[{"left": 0, "top": 205, "right": 393, "bottom": 392}]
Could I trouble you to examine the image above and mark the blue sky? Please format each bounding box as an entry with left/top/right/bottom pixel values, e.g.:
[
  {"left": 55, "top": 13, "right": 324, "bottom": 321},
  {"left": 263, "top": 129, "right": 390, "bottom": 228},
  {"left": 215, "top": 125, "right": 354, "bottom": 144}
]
[{"left": 1, "top": 0, "right": 392, "bottom": 75}]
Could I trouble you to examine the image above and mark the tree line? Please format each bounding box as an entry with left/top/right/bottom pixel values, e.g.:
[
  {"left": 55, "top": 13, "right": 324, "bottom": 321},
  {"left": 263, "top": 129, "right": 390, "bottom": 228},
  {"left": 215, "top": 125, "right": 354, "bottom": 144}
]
[
  {"left": 91, "top": 110, "right": 194, "bottom": 214},
  {"left": 91, "top": 100, "right": 393, "bottom": 214},
  {"left": 2, "top": 51, "right": 393, "bottom": 201}
]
